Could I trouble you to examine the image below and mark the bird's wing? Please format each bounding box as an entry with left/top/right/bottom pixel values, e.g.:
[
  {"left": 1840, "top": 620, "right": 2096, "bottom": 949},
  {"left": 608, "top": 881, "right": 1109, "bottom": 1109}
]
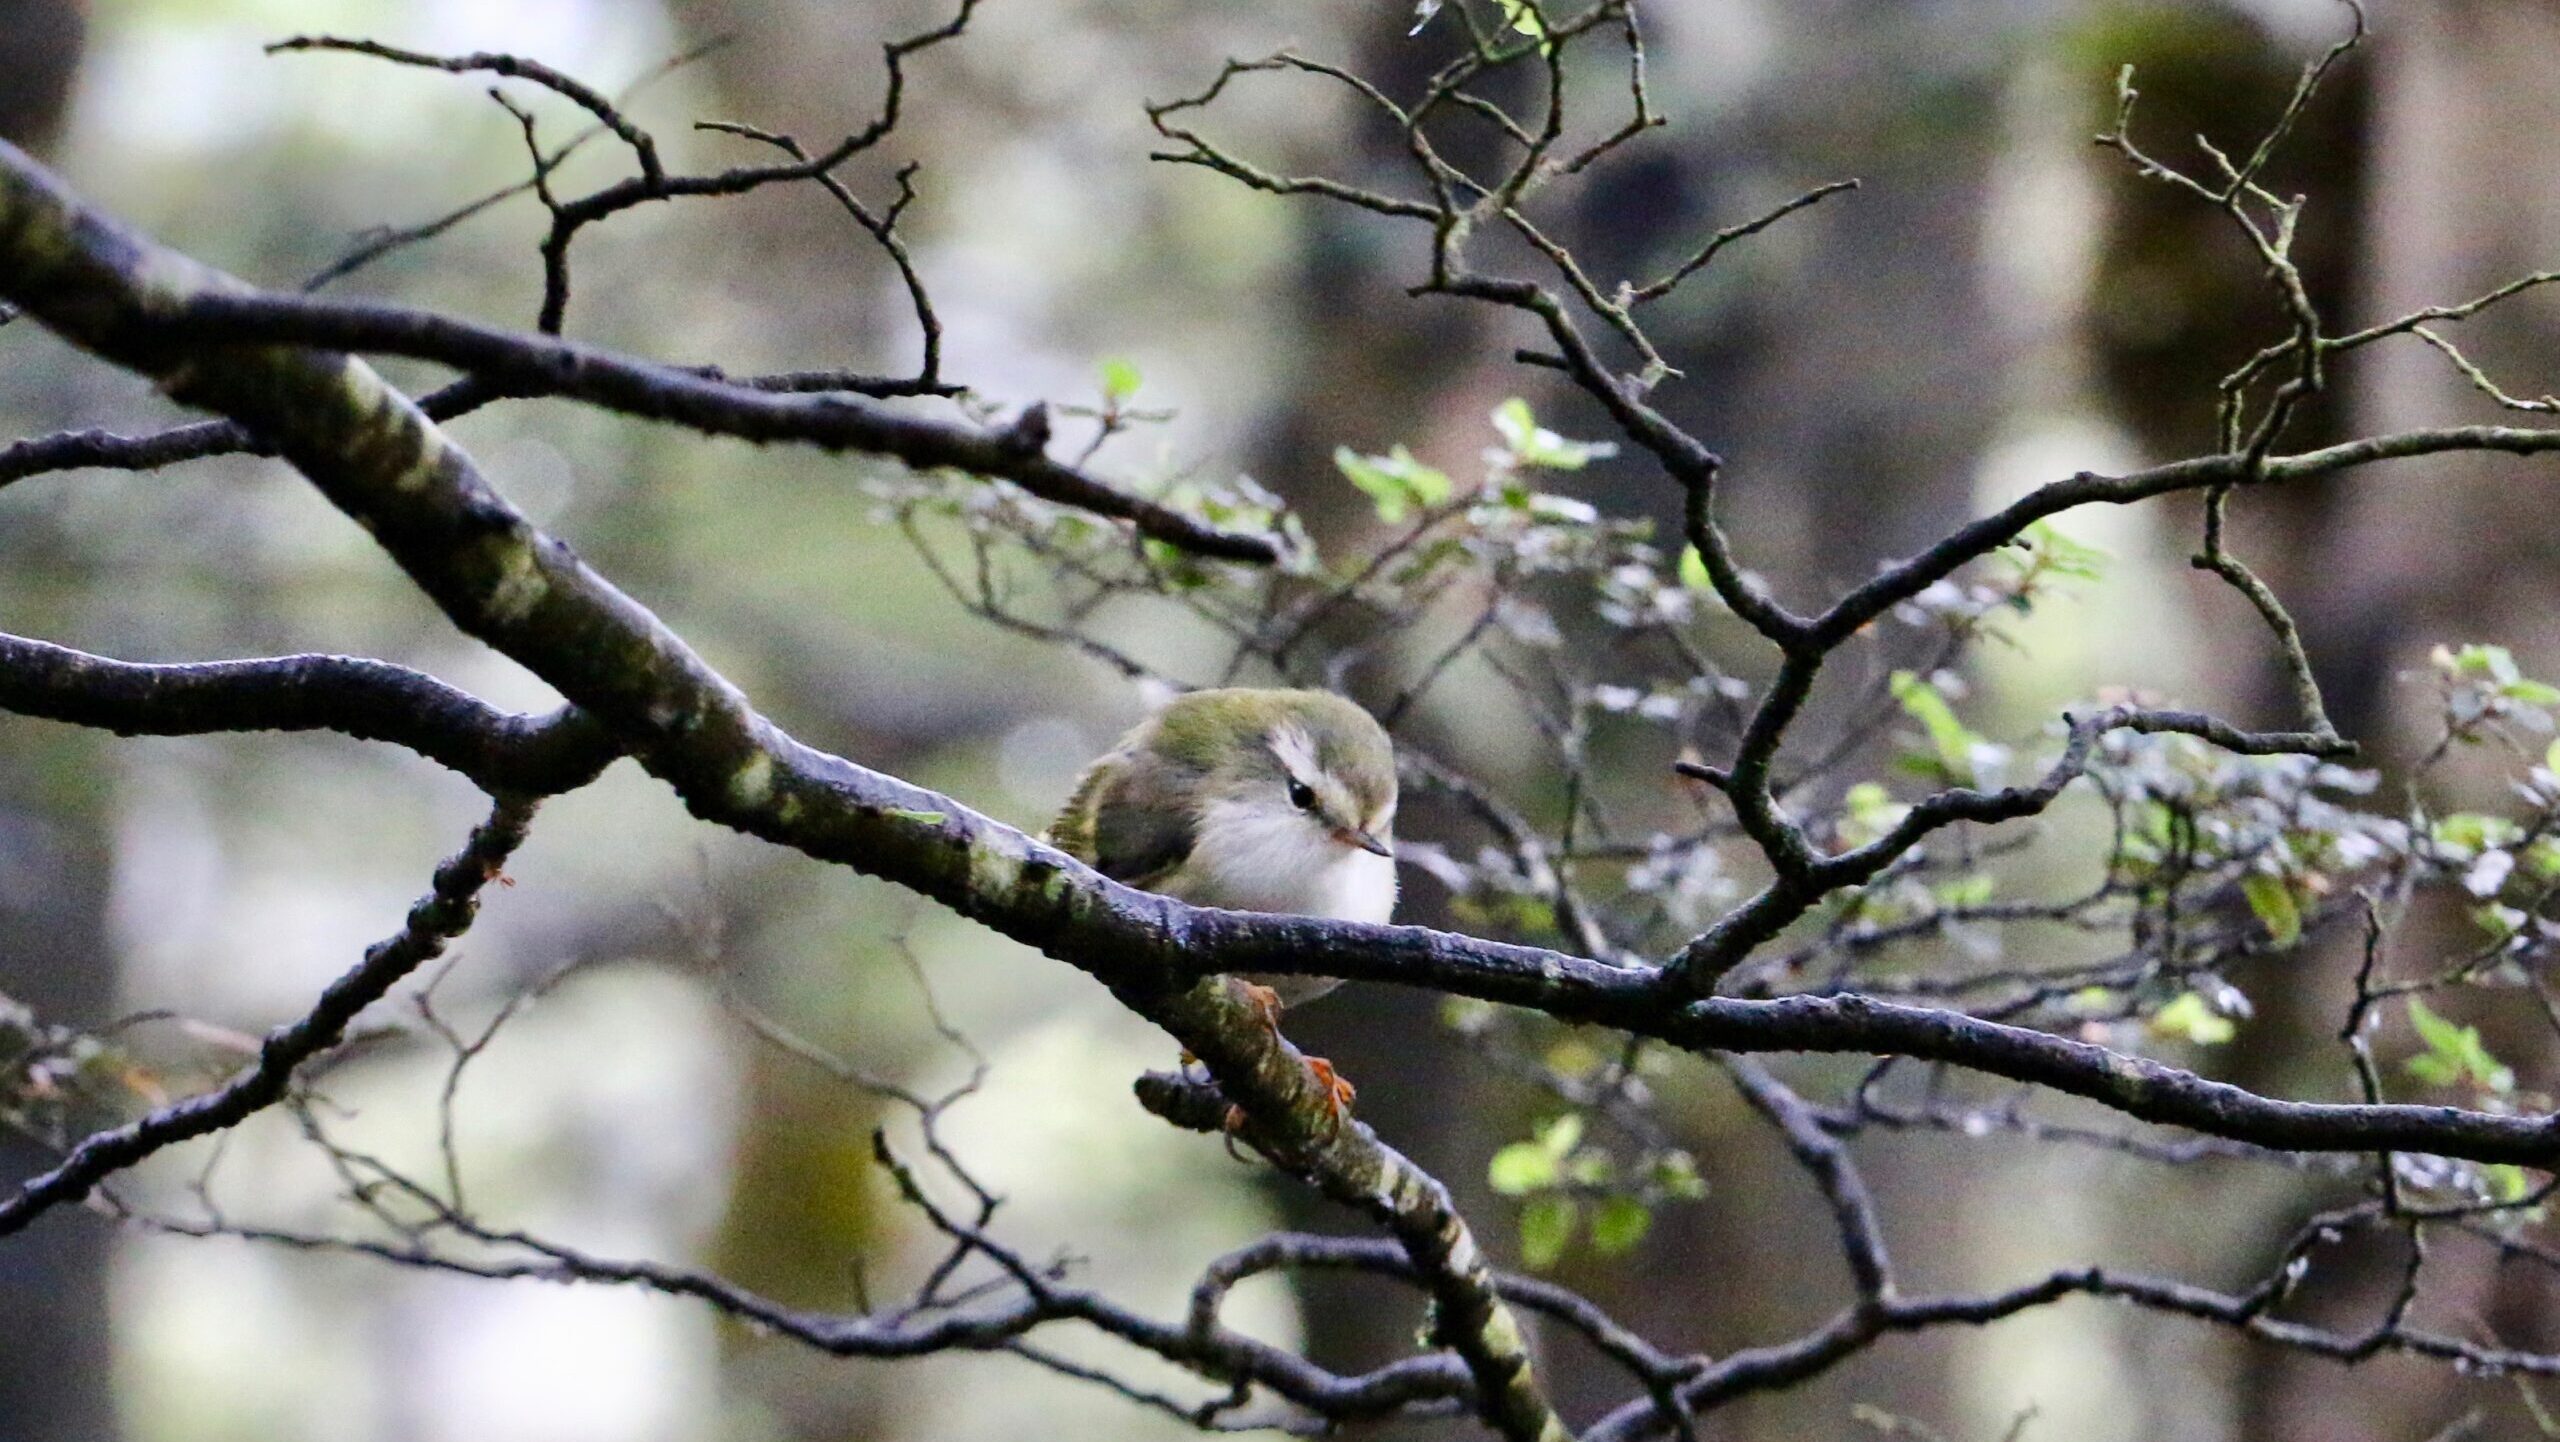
[{"left": 1046, "top": 746, "right": 1197, "bottom": 891}]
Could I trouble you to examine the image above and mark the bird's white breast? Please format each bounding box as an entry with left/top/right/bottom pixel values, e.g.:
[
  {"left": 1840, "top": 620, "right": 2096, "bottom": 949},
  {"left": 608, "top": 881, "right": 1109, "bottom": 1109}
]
[{"left": 1165, "top": 795, "right": 1398, "bottom": 923}]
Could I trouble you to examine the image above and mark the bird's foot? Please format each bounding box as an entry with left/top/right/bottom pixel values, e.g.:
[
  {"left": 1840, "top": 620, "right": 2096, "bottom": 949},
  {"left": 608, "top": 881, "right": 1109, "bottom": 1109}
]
[
  {"left": 1304, "top": 1056, "right": 1357, "bottom": 1136},
  {"left": 1199, "top": 980, "right": 1353, "bottom": 1144},
  {"left": 1235, "top": 979, "right": 1286, "bottom": 1032},
  {"left": 1216, "top": 1063, "right": 1354, "bottom": 1151}
]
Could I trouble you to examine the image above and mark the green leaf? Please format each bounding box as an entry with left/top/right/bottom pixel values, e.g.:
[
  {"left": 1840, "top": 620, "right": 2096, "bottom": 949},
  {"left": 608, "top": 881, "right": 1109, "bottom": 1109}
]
[
  {"left": 1488, "top": 1142, "right": 1556, "bottom": 1196},
  {"left": 1887, "top": 671, "right": 1980, "bottom": 783},
  {"left": 2405, "top": 1051, "right": 2461, "bottom": 1088},
  {"left": 1099, "top": 357, "right": 1142, "bottom": 404},
  {"left": 1677, "top": 544, "right": 1712, "bottom": 591},
  {"left": 1543, "top": 1038, "right": 1603, "bottom": 1079},
  {"left": 2406, "top": 996, "right": 2515, "bottom": 1095},
  {"left": 2450, "top": 643, "right": 2524, "bottom": 686},
  {"left": 1519, "top": 1196, "right": 1577, "bottom": 1269},
  {"left": 1843, "top": 782, "right": 1897, "bottom": 823},
  {"left": 1537, "top": 1112, "right": 1585, "bottom": 1159},
  {"left": 2239, "top": 873, "right": 2302, "bottom": 948},
  {"left": 1526, "top": 493, "right": 1600, "bottom": 525},
  {"left": 2504, "top": 678, "right": 2560, "bottom": 707},
  {"left": 1934, "top": 873, "right": 1995, "bottom": 909},
  {"left": 1490, "top": 398, "right": 1618, "bottom": 470},
  {"left": 1649, "top": 1150, "right": 1708, "bottom": 1201},
  {"left": 2406, "top": 998, "right": 2467, "bottom": 1055},
  {"left": 2148, "top": 991, "right": 2236, "bottom": 1046},
  {"left": 1589, "top": 1196, "right": 1652, "bottom": 1256},
  {"left": 1839, "top": 781, "right": 1910, "bottom": 847},
  {"left": 1140, "top": 538, "right": 1209, "bottom": 590},
  {"left": 1333, "top": 445, "right": 1452, "bottom": 524},
  {"left": 2023, "top": 519, "right": 2110, "bottom": 580},
  {"left": 2434, "top": 813, "right": 2523, "bottom": 854},
  {"left": 1493, "top": 0, "right": 1555, "bottom": 52},
  {"left": 2476, "top": 902, "right": 2529, "bottom": 940},
  {"left": 1995, "top": 521, "right": 2112, "bottom": 600},
  {"left": 2069, "top": 986, "right": 2119, "bottom": 1015},
  {"left": 1399, "top": 447, "right": 1454, "bottom": 505},
  {"left": 2524, "top": 838, "right": 2560, "bottom": 880},
  {"left": 2485, "top": 1162, "right": 2538, "bottom": 1206},
  {"left": 1439, "top": 996, "right": 1499, "bottom": 1035},
  {"left": 1490, "top": 1115, "right": 1590, "bottom": 1197}
]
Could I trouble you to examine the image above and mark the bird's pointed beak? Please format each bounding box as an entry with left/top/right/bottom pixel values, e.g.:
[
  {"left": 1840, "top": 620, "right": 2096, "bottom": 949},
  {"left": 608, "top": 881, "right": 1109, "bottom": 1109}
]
[{"left": 1339, "top": 827, "right": 1394, "bottom": 858}]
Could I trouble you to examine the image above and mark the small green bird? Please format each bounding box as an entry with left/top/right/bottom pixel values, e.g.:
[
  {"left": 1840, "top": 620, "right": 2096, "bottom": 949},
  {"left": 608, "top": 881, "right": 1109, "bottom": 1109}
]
[{"left": 1048, "top": 687, "right": 1399, "bottom": 1112}]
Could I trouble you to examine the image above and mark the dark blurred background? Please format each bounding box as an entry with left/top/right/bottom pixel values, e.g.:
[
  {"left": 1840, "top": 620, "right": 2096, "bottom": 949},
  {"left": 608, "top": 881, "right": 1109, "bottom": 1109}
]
[{"left": 6, "top": 1, "right": 2560, "bottom": 1439}]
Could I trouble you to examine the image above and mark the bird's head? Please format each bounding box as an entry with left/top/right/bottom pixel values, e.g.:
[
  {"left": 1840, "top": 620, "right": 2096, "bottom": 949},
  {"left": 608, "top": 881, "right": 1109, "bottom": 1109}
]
[{"left": 1157, "top": 688, "right": 1396, "bottom": 860}]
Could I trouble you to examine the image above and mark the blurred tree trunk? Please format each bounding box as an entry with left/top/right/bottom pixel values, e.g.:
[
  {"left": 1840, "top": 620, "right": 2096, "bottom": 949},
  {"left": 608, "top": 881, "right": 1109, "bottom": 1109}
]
[
  {"left": 2312, "top": 0, "right": 2560, "bottom": 747},
  {"left": 0, "top": 9, "right": 115, "bottom": 1442},
  {"left": 2072, "top": 5, "right": 2560, "bottom": 1439},
  {"left": 0, "top": 756, "right": 116, "bottom": 1442},
  {"left": 2249, "top": 4, "right": 2560, "bottom": 1439},
  {"left": 0, "top": 0, "right": 84, "bottom": 155}
]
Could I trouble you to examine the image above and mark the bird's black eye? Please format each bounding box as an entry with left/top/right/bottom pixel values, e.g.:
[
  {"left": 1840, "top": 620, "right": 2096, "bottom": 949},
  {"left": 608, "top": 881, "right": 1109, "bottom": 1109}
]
[{"left": 1287, "top": 778, "right": 1317, "bottom": 811}]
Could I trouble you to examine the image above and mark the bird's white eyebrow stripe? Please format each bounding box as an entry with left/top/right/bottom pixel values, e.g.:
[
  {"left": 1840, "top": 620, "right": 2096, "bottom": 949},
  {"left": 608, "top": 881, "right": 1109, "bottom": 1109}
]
[{"left": 1268, "top": 721, "right": 1322, "bottom": 782}]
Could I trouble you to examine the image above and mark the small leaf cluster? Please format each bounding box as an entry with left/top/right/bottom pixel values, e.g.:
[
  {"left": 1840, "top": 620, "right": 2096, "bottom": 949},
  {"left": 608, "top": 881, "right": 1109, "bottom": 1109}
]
[
  {"left": 1485, "top": 1113, "right": 1706, "bottom": 1269},
  {"left": 2096, "top": 733, "right": 2398, "bottom": 933},
  {"left": 0, "top": 992, "right": 149, "bottom": 1147},
  {"left": 1888, "top": 670, "right": 2009, "bottom": 788},
  {"left": 1892, "top": 520, "right": 2112, "bottom": 637},
  {"left": 2430, "top": 642, "right": 2560, "bottom": 733},
  {"left": 2404, "top": 996, "right": 2514, "bottom": 1095}
]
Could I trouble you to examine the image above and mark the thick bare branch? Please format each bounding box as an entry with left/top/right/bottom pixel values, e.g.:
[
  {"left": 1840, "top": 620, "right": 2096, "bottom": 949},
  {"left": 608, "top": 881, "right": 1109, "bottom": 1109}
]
[
  {"left": 144, "top": 288, "right": 1272, "bottom": 561},
  {"left": 0, "top": 633, "right": 616, "bottom": 794}
]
